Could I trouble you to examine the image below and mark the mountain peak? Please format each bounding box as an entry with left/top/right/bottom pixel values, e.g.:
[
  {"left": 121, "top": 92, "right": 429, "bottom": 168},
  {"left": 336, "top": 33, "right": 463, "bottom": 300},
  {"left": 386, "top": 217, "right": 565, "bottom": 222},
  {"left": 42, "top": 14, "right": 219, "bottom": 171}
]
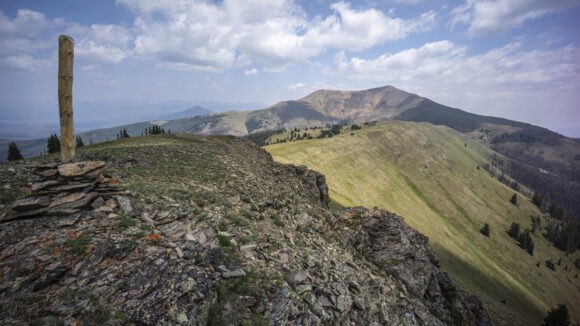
[{"left": 295, "top": 85, "right": 423, "bottom": 121}]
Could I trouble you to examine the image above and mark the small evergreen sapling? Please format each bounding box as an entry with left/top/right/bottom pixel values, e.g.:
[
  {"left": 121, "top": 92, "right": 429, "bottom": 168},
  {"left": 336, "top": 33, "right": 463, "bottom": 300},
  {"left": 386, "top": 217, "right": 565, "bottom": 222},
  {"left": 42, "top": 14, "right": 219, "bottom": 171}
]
[
  {"left": 510, "top": 193, "right": 518, "bottom": 206},
  {"left": 480, "top": 223, "right": 490, "bottom": 237},
  {"left": 7, "top": 142, "right": 23, "bottom": 161}
]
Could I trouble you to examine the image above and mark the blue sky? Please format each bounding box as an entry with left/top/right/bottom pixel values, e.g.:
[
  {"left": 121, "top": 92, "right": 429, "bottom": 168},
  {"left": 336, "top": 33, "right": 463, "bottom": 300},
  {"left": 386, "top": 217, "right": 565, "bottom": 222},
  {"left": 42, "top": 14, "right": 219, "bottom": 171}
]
[{"left": 1, "top": 0, "right": 579, "bottom": 136}]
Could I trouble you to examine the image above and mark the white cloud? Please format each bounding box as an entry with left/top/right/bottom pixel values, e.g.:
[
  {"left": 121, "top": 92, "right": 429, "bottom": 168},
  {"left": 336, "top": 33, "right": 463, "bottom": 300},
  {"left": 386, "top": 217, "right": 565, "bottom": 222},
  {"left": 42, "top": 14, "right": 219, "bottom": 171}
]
[
  {"left": 390, "top": 0, "right": 424, "bottom": 4},
  {"left": 118, "top": 0, "right": 436, "bottom": 71},
  {"left": 0, "top": 37, "right": 48, "bottom": 55},
  {"left": 0, "top": 54, "right": 53, "bottom": 71},
  {"left": 0, "top": 9, "right": 133, "bottom": 68},
  {"left": 76, "top": 40, "right": 130, "bottom": 64},
  {"left": 288, "top": 82, "right": 306, "bottom": 90},
  {"left": 335, "top": 40, "right": 579, "bottom": 88},
  {"left": 0, "top": 2, "right": 438, "bottom": 71},
  {"left": 0, "top": 9, "right": 61, "bottom": 71},
  {"left": 0, "top": 9, "right": 64, "bottom": 38},
  {"left": 304, "top": 2, "right": 436, "bottom": 52},
  {"left": 72, "top": 24, "right": 133, "bottom": 64},
  {"left": 333, "top": 41, "right": 580, "bottom": 122},
  {"left": 450, "top": 0, "right": 579, "bottom": 36},
  {"left": 88, "top": 24, "right": 132, "bottom": 46},
  {"left": 244, "top": 68, "right": 259, "bottom": 75}
]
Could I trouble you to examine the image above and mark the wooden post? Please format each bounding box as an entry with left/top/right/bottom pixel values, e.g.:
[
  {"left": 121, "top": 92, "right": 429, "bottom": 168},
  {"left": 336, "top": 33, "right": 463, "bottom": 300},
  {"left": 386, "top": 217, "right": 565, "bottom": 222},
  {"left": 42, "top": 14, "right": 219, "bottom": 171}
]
[{"left": 58, "top": 35, "right": 75, "bottom": 162}]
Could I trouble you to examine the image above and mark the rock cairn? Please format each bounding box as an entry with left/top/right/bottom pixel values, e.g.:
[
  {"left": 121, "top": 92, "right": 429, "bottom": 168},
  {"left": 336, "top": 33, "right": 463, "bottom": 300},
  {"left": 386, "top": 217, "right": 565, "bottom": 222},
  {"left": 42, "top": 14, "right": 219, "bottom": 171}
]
[{"left": 2, "top": 161, "right": 127, "bottom": 222}]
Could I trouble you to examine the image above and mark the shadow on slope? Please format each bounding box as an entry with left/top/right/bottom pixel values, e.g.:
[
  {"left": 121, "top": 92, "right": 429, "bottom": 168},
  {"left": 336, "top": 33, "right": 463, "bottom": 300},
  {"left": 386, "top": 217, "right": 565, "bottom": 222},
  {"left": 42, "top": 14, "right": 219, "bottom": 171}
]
[{"left": 432, "top": 243, "right": 545, "bottom": 325}]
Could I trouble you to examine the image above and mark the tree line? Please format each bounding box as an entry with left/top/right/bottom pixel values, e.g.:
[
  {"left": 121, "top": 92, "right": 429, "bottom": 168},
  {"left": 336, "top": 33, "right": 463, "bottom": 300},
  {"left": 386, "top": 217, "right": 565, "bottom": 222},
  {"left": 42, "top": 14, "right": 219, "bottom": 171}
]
[{"left": 5, "top": 125, "right": 170, "bottom": 161}]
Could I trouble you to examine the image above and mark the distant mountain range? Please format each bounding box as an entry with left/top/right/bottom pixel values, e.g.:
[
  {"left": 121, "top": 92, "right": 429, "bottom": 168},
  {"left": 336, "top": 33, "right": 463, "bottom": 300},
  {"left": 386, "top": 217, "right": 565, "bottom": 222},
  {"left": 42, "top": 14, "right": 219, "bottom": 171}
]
[
  {"left": 0, "top": 100, "right": 266, "bottom": 140},
  {"left": 2, "top": 86, "right": 579, "bottom": 218},
  {"left": 2, "top": 85, "right": 577, "bottom": 155},
  {"left": 156, "top": 106, "right": 213, "bottom": 121}
]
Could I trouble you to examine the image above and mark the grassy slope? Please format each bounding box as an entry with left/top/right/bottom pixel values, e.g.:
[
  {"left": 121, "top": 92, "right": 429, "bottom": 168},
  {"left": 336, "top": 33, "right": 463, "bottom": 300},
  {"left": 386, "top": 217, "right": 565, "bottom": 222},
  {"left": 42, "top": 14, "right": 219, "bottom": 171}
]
[{"left": 265, "top": 121, "right": 580, "bottom": 325}]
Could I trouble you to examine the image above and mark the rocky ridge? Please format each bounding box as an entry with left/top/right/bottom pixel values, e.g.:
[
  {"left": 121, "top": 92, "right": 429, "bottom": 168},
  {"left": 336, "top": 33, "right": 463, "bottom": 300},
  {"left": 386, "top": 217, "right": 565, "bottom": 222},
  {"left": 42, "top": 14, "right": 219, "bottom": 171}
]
[{"left": 0, "top": 134, "right": 492, "bottom": 325}]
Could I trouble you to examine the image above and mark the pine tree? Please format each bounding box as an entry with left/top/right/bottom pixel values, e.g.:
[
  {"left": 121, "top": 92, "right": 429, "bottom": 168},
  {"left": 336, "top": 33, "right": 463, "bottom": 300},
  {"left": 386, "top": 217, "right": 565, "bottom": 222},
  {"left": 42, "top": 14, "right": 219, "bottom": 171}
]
[
  {"left": 480, "top": 223, "right": 490, "bottom": 237},
  {"left": 47, "top": 134, "right": 60, "bottom": 154},
  {"left": 532, "top": 193, "right": 543, "bottom": 209},
  {"left": 542, "top": 304, "right": 570, "bottom": 326},
  {"left": 507, "top": 222, "right": 521, "bottom": 239},
  {"left": 76, "top": 136, "right": 84, "bottom": 147},
  {"left": 545, "top": 258, "right": 556, "bottom": 270},
  {"left": 527, "top": 240, "right": 534, "bottom": 256},
  {"left": 510, "top": 193, "right": 518, "bottom": 206},
  {"left": 518, "top": 228, "right": 534, "bottom": 255},
  {"left": 531, "top": 215, "right": 541, "bottom": 234},
  {"left": 7, "top": 142, "right": 23, "bottom": 161}
]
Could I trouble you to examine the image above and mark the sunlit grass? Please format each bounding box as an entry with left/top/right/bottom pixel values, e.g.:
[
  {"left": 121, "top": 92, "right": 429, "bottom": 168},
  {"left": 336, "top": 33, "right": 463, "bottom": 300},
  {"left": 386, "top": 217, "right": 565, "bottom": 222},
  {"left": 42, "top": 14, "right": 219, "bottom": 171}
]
[{"left": 266, "top": 120, "right": 580, "bottom": 326}]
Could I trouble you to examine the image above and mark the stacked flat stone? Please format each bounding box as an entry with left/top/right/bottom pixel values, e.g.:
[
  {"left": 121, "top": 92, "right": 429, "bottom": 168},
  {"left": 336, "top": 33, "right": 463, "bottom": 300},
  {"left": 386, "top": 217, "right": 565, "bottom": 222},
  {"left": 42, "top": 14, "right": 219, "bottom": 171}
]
[{"left": 3, "top": 161, "right": 126, "bottom": 222}]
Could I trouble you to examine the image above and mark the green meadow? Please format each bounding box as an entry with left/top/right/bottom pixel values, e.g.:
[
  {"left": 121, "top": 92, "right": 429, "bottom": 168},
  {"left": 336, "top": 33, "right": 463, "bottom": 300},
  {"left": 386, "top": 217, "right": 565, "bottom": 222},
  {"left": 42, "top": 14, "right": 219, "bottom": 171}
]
[{"left": 266, "top": 121, "right": 580, "bottom": 325}]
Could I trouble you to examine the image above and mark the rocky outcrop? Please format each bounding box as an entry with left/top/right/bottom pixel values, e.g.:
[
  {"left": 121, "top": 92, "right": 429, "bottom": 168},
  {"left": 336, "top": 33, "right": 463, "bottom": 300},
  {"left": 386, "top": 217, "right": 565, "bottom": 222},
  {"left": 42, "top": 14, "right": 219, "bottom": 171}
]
[
  {"left": 294, "top": 164, "right": 330, "bottom": 208},
  {"left": 338, "top": 207, "right": 493, "bottom": 326},
  {"left": 0, "top": 134, "right": 491, "bottom": 325}
]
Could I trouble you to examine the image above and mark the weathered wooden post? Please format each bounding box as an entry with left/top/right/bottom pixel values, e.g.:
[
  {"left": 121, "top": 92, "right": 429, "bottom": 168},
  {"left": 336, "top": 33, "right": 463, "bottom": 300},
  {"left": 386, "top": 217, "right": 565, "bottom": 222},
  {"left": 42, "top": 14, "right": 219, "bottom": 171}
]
[{"left": 58, "top": 35, "right": 75, "bottom": 162}]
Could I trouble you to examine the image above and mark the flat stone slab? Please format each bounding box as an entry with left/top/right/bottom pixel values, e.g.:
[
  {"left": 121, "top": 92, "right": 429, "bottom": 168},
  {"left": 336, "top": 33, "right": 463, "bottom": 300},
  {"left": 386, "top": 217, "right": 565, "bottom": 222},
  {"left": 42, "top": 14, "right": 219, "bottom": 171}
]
[
  {"left": 3, "top": 207, "right": 48, "bottom": 222},
  {"left": 33, "top": 162, "right": 58, "bottom": 169},
  {"left": 39, "top": 169, "right": 58, "bottom": 177},
  {"left": 58, "top": 161, "right": 105, "bottom": 177},
  {"left": 54, "top": 192, "right": 97, "bottom": 210},
  {"left": 50, "top": 193, "right": 86, "bottom": 208},
  {"left": 31, "top": 180, "right": 59, "bottom": 192},
  {"left": 50, "top": 183, "right": 94, "bottom": 192},
  {"left": 11, "top": 196, "right": 51, "bottom": 211}
]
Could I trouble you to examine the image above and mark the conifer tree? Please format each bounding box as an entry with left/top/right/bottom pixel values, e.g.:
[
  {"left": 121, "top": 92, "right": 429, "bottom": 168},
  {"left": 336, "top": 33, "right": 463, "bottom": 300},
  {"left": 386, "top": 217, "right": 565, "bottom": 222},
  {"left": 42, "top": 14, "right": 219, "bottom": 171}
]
[
  {"left": 480, "top": 223, "right": 490, "bottom": 237},
  {"left": 47, "top": 134, "right": 60, "bottom": 154},
  {"left": 542, "top": 304, "right": 570, "bottom": 326},
  {"left": 510, "top": 193, "right": 518, "bottom": 206},
  {"left": 507, "top": 222, "right": 521, "bottom": 239},
  {"left": 75, "top": 136, "right": 84, "bottom": 147},
  {"left": 7, "top": 142, "right": 23, "bottom": 161},
  {"left": 532, "top": 193, "right": 543, "bottom": 209}
]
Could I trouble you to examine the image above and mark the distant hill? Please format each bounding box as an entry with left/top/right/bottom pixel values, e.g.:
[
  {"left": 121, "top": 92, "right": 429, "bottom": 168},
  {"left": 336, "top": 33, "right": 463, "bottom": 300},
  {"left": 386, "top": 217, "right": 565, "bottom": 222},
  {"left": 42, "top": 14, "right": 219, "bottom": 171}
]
[
  {"left": 244, "top": 86, "right": 424, "bottom": 133},
  {"left": 155, "top": 105, "right": 212, "bottom": 120},
  {"left": 265, "top": 121, "right": 580, "bottom": 325}
]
